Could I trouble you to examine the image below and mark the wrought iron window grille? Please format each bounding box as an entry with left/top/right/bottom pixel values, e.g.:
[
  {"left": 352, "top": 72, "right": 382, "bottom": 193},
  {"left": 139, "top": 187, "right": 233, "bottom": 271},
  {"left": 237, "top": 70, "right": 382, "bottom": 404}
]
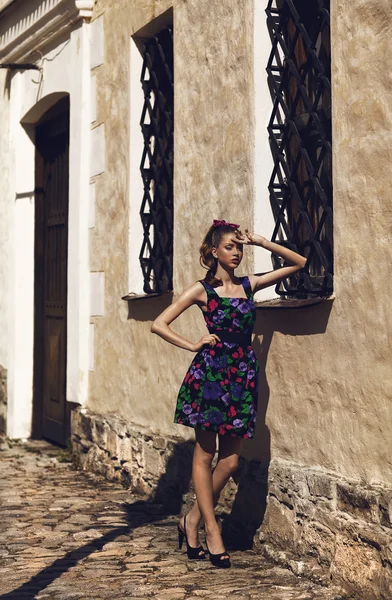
[
  {"left": 266, "top": 0, "right": 333, "bottom": 298},
  {"left": 139, "top": 26, "right": 174, "bottom": 294}
]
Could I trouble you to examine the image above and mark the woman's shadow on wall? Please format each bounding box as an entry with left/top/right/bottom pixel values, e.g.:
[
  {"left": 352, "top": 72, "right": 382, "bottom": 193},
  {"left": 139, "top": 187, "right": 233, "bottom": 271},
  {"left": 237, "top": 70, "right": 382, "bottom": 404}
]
[{"left": 221, "top": 299, "right": 333, "bottom": 549}]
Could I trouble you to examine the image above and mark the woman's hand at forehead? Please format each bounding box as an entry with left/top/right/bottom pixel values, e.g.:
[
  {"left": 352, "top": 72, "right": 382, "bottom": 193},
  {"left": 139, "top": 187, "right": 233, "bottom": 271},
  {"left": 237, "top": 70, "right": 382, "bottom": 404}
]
[{"left": 232, "top": 228, "right": 267, "bottom": 247}]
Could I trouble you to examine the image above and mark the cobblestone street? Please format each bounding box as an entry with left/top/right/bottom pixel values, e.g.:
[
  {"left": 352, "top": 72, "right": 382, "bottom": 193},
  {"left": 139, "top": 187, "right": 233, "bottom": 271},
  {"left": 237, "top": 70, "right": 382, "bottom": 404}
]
[{"left": 0, "top": 440, "right": 348, "bottom": 600}]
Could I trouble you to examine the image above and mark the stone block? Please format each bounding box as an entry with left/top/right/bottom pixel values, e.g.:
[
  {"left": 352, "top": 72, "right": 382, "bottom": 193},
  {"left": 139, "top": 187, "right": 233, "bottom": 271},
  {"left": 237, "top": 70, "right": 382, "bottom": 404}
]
[
  {"left": 313, "top": 496, "right": 335, "bottom": 513},
  {"left": 332, "top": 535, "right": 385, "bottom": 599},
  {"left": 381, "top": 542, "right": 392, "bottom": 569},
  {"left": 292, "top": 471, "right": 311, "bottom": 499},
  {"left": 106, "top": 427, "right": 119, "bottom": 459},
  {"left": 268, "top": 463, "right": 310, "bottom": 504},
  {"left": 80, "top": 412, "right": 93, "bottom": 441},
  {"left": 131, "top": 435, "right": 143, "bottom": 458},
  {"left": 152, "top": 436, "right": 167, "bottom": 451},
  {"left": 70, "top": 410, "right": 82, "bottom": 438},
  {"left": 260, "top": 496, "right": 296, "bottom": 553},
  {"left": 268, "top": 462, "right": 292, "bottom": 490},
  {"left": 118, "top": 435, "right": 132, "bottom": 463},
  {"left": 105, "top": 414, "right": 127, "bottom": 438},
  {"left": 337, "top": 482, "right": 379, "bottom": 523},
  {"left": 269, "top": 486, "right": 295, "bottom": 510},
  {"left": 288, "top": 554, "right": 331, "bottom": 585},
  {"left": 120, "top": 469, "right": 132, "bottom": 489},
  {"left": 91, "top": 416, "right": 109, "bottom": 449},
  {"left": 307, "top": 472, "right": 336, "bottom": 499},
  {"left": 72, "top": 409, "right": 91, "bottom": 441},
  {"left": 354, "top": 522, "right": 390, "bottom": 553},
  {"left": 298, "top": 520, "right": 336, "bottom": 566},
  {"left": 294, "top": 496, "right": 317, "bottom": 519},
  {"left": 90, "top": 14, "right": 104, "bottom": 69},
  {"left": 78, "top": 437, "right": 93, "bottom": 451},
  {"left": 312, "top": 506, "right": 349, "bottom": 534},
  {"left": 143, "top": 443, "right": 164, "bottom": 479},
  {"left": 378, "top": 491, "right": 392, "bottom": 528}
]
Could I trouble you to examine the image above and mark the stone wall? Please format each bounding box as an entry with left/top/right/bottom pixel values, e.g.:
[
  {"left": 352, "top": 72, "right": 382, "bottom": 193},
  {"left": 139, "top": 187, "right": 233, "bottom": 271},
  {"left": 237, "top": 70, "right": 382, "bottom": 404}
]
[
  {"left": 258, "top": 462, "right": 392, "bottom": 600},
  {"left": 71, "top": 406, "right": 392, "bottom": 599},
  {"left": 71, "top": 405, "right": 195, "bottom": 511}
]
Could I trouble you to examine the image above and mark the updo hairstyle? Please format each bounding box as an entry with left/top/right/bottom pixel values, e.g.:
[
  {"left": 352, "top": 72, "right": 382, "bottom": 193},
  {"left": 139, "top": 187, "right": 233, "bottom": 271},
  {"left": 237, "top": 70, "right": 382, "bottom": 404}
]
[{"left": 199, "top": 224, "right": 239, "bottom": 287}]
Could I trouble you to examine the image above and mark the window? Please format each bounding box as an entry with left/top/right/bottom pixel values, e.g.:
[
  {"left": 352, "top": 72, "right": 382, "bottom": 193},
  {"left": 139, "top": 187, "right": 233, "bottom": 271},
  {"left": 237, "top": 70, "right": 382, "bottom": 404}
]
[
  {"left": 266, "top": 0, "right": 332, "bottom": 298},
  {"left": 138, "top": 26, "right": 174, "bottom": 294}
]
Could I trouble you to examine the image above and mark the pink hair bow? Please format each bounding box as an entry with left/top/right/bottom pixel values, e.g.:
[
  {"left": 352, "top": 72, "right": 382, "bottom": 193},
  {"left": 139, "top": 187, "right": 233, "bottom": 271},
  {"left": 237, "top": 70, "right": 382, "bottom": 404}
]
[{"left": 213, "top": 219, "right": 240, "bottom": 229}]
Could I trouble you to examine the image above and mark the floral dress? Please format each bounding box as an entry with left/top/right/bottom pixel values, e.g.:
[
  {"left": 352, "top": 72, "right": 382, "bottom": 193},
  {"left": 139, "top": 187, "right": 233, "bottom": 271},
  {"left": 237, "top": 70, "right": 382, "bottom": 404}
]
[{"left": 174, "top": 276, "right": 258, "bottom": 439}]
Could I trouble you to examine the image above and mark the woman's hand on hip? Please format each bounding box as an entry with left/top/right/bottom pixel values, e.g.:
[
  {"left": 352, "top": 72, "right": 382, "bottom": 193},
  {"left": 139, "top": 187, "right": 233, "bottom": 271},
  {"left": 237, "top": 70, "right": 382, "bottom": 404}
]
[{"left": 192, "top": 334, "right": 221, "bottom": 352}]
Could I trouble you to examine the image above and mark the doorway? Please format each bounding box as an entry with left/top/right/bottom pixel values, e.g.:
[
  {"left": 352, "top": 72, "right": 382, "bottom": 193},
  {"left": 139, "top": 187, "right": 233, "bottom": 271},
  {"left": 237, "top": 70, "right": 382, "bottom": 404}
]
[{"left": 33, "top": 96, "right": 70, "bottom": 446}]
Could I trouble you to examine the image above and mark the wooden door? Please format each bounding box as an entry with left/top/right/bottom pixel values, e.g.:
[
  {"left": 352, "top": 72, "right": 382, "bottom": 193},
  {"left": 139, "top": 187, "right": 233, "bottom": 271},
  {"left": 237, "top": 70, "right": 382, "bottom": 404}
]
[{"left": 34, "top": 97, "right": 69, "bottom": 446}]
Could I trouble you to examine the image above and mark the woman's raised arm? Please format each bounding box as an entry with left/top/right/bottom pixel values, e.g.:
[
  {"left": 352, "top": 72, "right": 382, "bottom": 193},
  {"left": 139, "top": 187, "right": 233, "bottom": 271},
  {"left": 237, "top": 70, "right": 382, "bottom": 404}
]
[{"left": 234, "top": 230, "right": 307, "bottom": 293}]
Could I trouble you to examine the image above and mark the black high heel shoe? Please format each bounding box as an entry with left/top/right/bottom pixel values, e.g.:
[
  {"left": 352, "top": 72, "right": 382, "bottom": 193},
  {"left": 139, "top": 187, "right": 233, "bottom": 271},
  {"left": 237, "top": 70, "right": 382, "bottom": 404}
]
[
  {"left": 204, "top": 535, "right": 231, "bottom": 568},
  {"left": 177, "top": 514, "right": 206, "bottom": 560}
]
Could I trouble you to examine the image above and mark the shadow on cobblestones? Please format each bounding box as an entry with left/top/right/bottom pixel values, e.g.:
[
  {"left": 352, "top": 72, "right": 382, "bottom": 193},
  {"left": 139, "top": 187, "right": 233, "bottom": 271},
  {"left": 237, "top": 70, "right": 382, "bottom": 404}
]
[
  {"left": 0, "top": 440, "right": 347, "bottom": 599},
  {"left": 0, "top": 442, "right": 195, "bottom": 599},
  {"left": 0, "top": 440, "right": 268, "bottom": 598},
  {"left": 0, "top": 444, "right": 193, "bottom": 599},
  {"left": 1, "top": 499, "right": 183, "bottom": 599},
  {"left": 0, "top": 523, "right": 131, "bottom": 599}
]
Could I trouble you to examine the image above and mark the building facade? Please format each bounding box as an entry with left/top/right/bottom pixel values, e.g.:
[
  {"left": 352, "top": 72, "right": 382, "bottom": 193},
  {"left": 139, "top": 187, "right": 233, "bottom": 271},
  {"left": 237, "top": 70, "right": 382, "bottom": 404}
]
[{"left": 0, "top": 0, "right": 391, "bottom": 597}]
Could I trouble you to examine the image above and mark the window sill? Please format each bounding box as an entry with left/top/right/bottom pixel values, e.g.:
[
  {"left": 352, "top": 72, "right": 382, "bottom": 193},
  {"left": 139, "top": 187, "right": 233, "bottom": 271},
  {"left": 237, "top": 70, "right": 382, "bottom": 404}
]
[
  {"left": 121, "top": 291, "right": 335, "bottom": 308},
  {"left": 255, "top": 293, "right": 335, "bottom": 309},
  {"left": 121, "top": 291, "right": 173, "bottom": 302}
]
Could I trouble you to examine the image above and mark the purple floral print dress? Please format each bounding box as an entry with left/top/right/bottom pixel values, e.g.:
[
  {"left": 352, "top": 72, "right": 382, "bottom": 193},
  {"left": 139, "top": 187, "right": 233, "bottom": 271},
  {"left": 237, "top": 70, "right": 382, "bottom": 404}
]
[{"left": 174, "top": 276, "right": 258, "bottom": 439}]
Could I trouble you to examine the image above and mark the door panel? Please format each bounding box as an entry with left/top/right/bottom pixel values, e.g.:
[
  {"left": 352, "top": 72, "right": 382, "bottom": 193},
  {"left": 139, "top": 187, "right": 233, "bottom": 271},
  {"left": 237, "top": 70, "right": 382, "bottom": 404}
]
[{"left": 35, "top": 98, "right": 69, "bottom": 445}]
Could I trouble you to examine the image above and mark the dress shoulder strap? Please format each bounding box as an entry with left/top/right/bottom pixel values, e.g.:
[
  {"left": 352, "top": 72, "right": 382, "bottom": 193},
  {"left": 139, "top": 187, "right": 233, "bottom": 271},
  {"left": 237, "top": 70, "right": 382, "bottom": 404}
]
[
  {"left": 198, "top": 278, "right": 217, "bottom": 297},
  {"left": 241, "top": 275, "right": 253, "bottom": 299}
]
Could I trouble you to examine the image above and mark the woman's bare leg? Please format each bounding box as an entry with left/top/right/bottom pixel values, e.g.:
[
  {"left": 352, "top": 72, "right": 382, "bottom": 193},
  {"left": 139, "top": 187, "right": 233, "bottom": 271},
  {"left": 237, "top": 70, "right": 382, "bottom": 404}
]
[
  {"left": 186, "top": 430, "right": 216, "bottom": 540},
  {"left": 181, "top": 431, "right": 241, "bottom": 558}
]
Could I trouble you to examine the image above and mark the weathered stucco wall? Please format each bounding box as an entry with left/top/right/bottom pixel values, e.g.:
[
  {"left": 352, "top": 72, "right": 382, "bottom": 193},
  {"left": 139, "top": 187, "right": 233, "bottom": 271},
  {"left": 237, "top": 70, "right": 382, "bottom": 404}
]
[
  {"left": 87, "top": 0, "right": 392, "bottom": 487},
  {"left": 241, "top": 0, "right": 392, "bottom": 485},
  {"left": 88, "top": 0, "right": 255, "bottom": 438}
]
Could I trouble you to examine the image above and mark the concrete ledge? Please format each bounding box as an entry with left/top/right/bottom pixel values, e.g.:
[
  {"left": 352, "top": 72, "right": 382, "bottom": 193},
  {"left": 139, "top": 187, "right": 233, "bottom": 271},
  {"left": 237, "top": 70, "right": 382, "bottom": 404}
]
[{"left": 255, "top": 294, "right": 335, "bottom": 309}]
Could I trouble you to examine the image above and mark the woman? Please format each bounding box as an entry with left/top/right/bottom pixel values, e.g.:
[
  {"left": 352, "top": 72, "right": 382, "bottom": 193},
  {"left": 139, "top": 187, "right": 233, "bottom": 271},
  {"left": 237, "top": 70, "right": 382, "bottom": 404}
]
[{"left": 151, "top": 220, "right": 306, "bottom": 568}]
